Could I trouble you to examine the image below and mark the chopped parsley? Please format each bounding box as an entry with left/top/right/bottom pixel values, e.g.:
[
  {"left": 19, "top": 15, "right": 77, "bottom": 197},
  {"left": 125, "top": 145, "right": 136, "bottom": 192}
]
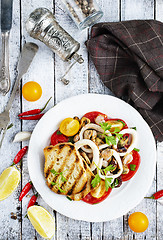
[
  {"left": 110, "top": 178, "right": 119, "bottom": 189},
  {"left": 115, "top": 178, "right": 119, "bottom": 185},
  {"left": 68, "top": 136, "right": 74, "bottom": 143},
  {"left": 117, "top": 120, "right": 125, "bottom": 127},
  {"left": 51, "top": 182, "right": 57, "bottom": 186},
  {"left": 50, "top": 169, "right": 67, "bottom": 193},
  {"left": 91, "top": 164, "right": 115, "bottom": 191},
  {"left": 114, "top": 178, "right": 119, "bottom": 186},
  {"left": 130, "top": 164, "right": 136, "bottom": 171},
  {"left": 105, "top": 178, "right": 113, "bottom": 191},
  {"left": 56, "top": 130, "right": 62, "bottom": 135},
  {"left": 133, "top": 148, "right": 140, "bottom": 152},
  {"left": 131, "top": 127, "right": 137, "bottom": 130},
  {"left": 50, "top": 169, "right": 59, "bottom": 176},
  {"left": 105, "top": 135, "right": 116, "bottom": 145},
  {"left": 112, "top": 127, "right": 123, "bottom": 140},
  {"left": 58, "top": 186, "right": 65, "bottom": 193},
  {"left": 100, "top": 123, "right": 123, "bottom": 146},
  {"left": 60, "top": 172, "right": 67, "bottom": 182},
  {"left": 66, "top": 196, "right": 72, "bottom": 201},
  {"left": 100, "top": 122, "right": 111, "bottom": 131},
  {"left": 103, "top": 164, "right": 115, "bottom": 174},
  {"left": 91, "top": 174, "right": 101, "bottom": 188}
]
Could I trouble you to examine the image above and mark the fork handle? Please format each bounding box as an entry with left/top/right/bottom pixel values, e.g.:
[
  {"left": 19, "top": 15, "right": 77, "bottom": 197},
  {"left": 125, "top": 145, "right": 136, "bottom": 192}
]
[{"left": 0, "top": 128, "right": 7, "bottom": 148}]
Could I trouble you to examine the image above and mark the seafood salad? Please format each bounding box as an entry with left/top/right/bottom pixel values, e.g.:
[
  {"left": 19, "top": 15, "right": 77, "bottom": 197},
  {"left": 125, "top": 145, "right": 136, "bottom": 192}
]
[{"left": 44, "top": 111, "right": 141, "bottom": 204}]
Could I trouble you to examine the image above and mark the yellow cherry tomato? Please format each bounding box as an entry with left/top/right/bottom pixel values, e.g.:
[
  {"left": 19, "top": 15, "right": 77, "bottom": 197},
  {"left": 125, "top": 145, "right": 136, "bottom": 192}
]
[
  {"left": 60, "top": 118, "right": 80, "bottom": 137},
  {"left": 128, "top": 212, "right": 149, "bottom": 233},
  {"left": 22, "top": 81, "right": 42, "bottom": 102}
]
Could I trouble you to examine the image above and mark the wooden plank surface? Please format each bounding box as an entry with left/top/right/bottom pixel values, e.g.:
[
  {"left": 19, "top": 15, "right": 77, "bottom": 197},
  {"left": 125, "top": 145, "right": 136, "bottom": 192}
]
[
  {"left": 21, "top": 1, "right": 55, "bottom": 240},
  {"left": 55, "top": 1, "right": 91, "bottom": 239},
  {"left": 0, "top": 0, "right": 163, "bottom": 239},
  {"left": 155, "top": 1, "right": 163, "bottom": 239},
  {"left": 0, "top": 0, "right": 21, "bottom": 239},
  {"left": 121, "top": 2, "right": 156, "bottom": 240}
]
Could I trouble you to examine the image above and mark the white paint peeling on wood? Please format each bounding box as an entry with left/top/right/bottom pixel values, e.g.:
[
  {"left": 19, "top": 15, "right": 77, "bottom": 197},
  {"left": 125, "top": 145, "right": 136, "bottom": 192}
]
[
  {"left": 156, "top": 0, "right": 163, "bottom": 22},
  {"left": 89, "top": 1, "right": 122, "bottom": 239},
  {"left": 91, "top": 222, "right": 103, "bottom": 240},
  {"left": 54, "top": 1, "right": 91, "bottom": 239},
  {"left": 121, "top": 0, "right": 154, "bottom": 20},
  {"left": 0, "top": 0, "right": 21, "bottom": 239},
  {"left": 55, "top": 0, "right": 89, "bottom": 104},
  {"left": 98, "top": 0, "right": 120, "bottom": 23},
  {"left": 88, "top": 0, "right": 119, "bottom": 96},
  {"left": 156, "top": 142, "right": 163, "bottom": 240},
  {"left": 121, "top": 1, "right": 158, "bottom": 240},
  {"left": 20, "top": 0, "right": 55, "bottom": 239}
]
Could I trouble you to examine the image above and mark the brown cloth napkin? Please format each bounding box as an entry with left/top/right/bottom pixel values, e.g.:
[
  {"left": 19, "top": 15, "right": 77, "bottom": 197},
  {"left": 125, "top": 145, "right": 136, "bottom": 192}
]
[{"left": 86, "top": 20, "right": 163, "bottom": 142}]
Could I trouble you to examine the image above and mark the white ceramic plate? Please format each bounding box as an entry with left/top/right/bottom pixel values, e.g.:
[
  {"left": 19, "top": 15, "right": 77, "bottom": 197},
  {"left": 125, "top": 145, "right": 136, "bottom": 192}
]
[{"left": 28, "top": 94, "right": 156, "bottom": 222}]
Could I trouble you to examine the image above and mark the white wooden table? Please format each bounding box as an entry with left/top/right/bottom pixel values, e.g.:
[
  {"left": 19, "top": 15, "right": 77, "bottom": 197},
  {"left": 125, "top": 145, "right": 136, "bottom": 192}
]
[{"left": 0, "top": 0, "right": 163, "bottom": 239}]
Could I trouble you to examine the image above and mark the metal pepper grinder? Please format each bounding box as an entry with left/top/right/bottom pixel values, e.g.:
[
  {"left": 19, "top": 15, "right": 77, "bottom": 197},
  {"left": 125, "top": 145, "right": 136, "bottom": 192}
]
[{"left": 26, "top": 8, "right": 84, "bottom": 85}]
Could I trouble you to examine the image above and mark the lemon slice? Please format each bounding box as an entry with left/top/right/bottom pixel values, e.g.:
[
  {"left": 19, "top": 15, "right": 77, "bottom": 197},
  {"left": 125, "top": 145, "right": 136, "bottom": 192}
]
[
  {"left": 0, "top": 166, "right": 20, "bottom": 201},
  {"left": 27, "top": 206, "right": 55, "bottom": 239}
]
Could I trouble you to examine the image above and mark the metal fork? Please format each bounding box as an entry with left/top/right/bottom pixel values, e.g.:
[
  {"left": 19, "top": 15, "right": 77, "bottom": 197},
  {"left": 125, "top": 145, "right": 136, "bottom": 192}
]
[
  {"left": 0, "top": 0, "right": 13, "bottom": 95},
  {"left": 0, "top": 42, "right": 38, "bottom": 148}
]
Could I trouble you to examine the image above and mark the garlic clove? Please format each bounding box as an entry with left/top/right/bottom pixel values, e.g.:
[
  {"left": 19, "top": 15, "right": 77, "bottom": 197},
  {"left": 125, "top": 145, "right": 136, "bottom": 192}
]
[{"left": 13, "top": 131, "right": 31, "bottom": 142}]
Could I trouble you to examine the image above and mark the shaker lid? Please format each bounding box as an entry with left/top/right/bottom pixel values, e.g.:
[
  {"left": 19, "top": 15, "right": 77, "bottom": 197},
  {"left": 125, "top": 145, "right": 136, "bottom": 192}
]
[{"left": 26, "top": 8, "right": 54, "bottom": 34}]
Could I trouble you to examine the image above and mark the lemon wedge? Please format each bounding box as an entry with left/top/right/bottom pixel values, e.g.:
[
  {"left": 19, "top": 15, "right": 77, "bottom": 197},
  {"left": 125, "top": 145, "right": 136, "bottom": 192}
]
[
  {"left": 27, "top": 206, "right": 55, "bottom": 239},
  {"left": 0, "top": 166, "right": 20, "bottom": 201}
]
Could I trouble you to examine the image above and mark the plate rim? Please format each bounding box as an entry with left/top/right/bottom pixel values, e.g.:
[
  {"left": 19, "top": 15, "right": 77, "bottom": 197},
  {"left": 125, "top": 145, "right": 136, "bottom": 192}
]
[{"left": 27, "top": 93, "right": 156, "bottom": 222}]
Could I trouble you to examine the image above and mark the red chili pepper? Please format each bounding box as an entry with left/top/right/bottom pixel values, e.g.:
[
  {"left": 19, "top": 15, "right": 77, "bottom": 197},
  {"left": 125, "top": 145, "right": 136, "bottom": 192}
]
[
  {"left": 19, "top": 113, "right": 44, "bottom": 120},
  {"left": 19, "top": 181, "right": 32, "bottom": 201},
  {"left": 12, "top": 146, "right": 28, "bottom": 165},
  {"left": 27, "top": 193, "right": 38, "bottom": 208},
  {"left": 18, "top": 97, "right": 52, "bottom": 117},
  {"left": 145, "top": 190, "right": 163, "bottom": 200}
]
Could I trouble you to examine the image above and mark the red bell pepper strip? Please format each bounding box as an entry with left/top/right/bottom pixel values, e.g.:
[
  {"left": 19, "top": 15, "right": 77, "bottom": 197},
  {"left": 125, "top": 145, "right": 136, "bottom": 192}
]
[
  {"left": 145, "top": 190, "right": 163, "bottom": 200},
  {"left": 83, "top": 111, "right": 108, "bottom": 123},
  {"left": 18, "top": 97, "right": 52, "bottom": 117},
  {"left": 27, "top": 193, "right": 38, "bottom": 208},
  {"left": 82, "top": 188, "right": 112, "bottom": 205},
  {"left": 19, "top": 113, "right": 44, "bottom": 120},
  {"left": 12, "top": 146, "right": 28, "bottom": 165},
  {"left": 51, "top": 130, "right": 69, "bottom": 146},
  {"left": 19, "top": 181, "right": 32, "bottom": 201},
  {"left": 83, "top": 112, "right": 128, "bottom": 130},
  {"left": 121, "top": 150, "right": 141, "bottom": 182},
  {"left": 105, "top": 118, "right": 128, "bottom": 130}
]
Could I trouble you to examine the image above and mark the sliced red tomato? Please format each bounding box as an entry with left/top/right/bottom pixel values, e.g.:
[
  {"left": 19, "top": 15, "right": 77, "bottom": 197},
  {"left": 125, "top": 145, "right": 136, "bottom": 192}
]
[
  {"left": 121, "top": 150, "right": 141, "bottom": 181},
  {"left": 106, "top": 118, "right": 128, "bottom": 130},
  {"left": 82, "top": 188, "right": 112, "bottom": 205},
  {"left": 83, "top": 111, "right": 108, "bottom": 123},
  {"left": 51, "top": 130, "right": 69, "bottom": 146}
]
